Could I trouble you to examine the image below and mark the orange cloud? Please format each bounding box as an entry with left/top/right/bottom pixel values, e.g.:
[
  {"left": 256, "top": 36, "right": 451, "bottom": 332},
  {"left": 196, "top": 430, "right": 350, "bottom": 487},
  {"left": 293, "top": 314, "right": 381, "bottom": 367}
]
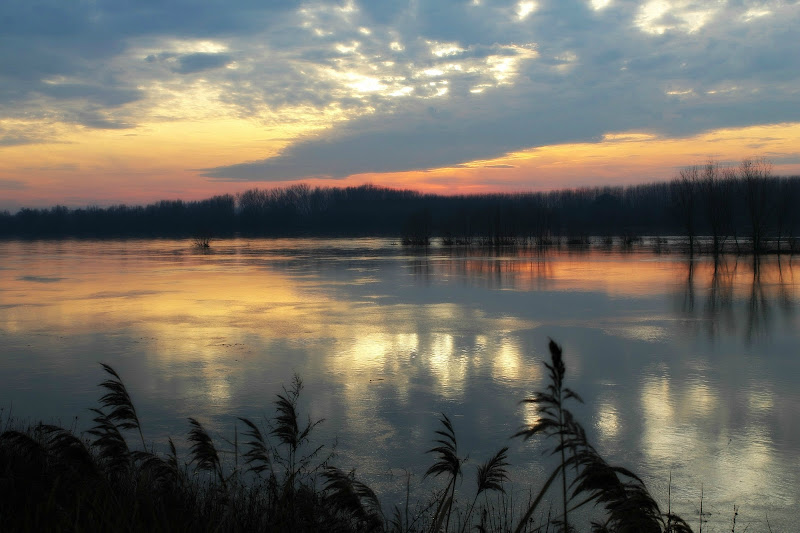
[
  {"left": 2, "top": 121, "right": 799, "bottom": 207},
  {"left": 346, "top": 122, "right": 800, "bottom": 193}
]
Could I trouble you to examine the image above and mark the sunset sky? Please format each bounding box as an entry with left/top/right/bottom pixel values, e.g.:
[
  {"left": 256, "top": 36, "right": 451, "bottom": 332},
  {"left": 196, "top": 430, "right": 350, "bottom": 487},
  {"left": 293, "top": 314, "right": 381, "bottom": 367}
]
[{"left": 1, "top": 0, "right": 799, "bottom": 210}]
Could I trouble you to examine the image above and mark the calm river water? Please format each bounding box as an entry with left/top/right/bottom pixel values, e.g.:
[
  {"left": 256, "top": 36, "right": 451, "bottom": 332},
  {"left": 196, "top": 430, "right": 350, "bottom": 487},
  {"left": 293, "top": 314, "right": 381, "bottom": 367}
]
[{"left": 1, "top": 238, "right": 798, "bottom": 530}]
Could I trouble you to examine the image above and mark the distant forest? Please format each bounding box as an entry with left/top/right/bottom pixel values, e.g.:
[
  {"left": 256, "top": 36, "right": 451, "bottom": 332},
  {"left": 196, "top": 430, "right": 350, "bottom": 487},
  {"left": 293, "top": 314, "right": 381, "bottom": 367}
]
[{"left": 2, "top": 159, "right": 798, "bottom": 252}]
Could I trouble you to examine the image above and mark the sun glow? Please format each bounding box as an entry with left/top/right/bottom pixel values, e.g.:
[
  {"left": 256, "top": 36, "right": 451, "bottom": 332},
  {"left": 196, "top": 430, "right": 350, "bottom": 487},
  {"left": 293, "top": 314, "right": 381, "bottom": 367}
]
[
  {"left": 516, "top": 1, "right": 538, "bottom": 21},
  {"left": 591, "top": 0, "right": 611, "bottom": 10},
  {"left": 635, "top": 0, "right": 718, "bottom": 34},
  {"left": 3, "top": 114, "right": 800, "bottom": 208},
  {"left": 365, "top": 122, "right": 800, "bottom": 195}
]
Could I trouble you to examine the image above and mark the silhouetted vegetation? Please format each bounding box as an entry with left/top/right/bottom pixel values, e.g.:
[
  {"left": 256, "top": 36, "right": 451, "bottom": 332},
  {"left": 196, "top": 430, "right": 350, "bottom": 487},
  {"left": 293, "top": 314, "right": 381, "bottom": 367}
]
[
  {"left": 0, "top": 194, "right": 237, "bottom": 239},
  {"left": 402, "top": 208, "right": 433, "bottom": 246},
  {"left": 0, "top": 341, "right": 695, "bottom": 532},
  {"left": 1, "top": 162, "right": 798, "bottom": 255}
]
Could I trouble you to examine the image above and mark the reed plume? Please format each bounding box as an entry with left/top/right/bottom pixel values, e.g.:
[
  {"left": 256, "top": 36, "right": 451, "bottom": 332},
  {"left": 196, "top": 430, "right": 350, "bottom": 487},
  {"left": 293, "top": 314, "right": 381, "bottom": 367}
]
[
  {"left": 238, "top": 416, "right": 273, "bottom": 475},
  {"left": 88, "top": 407, "right": 132, "bottom": 477},
  {"left": 514, "top": 339, "right": 581, "bottom": 532},
  {"left": 323, "top": 466, "right": 385, "bottom": 532},
  {"left": 514, "top": 340, "right": 693, "bottom": 533},
  {"left": 0, "top": 355, "right": 698, "bottom": 532},
  {"left": 425, "top": 413, "right": 465, "bottom": 533},
  {"left": 97, "top": 362, "right": 146, "bottom": 449},
  {"left": 188, "top": 417, "right": 224, "bottom": 485},
  {"left": 272, "top": 374, "right": 326, "bottom": 488},
  {"left": 460, "top": 446, "right": 510, "bottom": 533}
]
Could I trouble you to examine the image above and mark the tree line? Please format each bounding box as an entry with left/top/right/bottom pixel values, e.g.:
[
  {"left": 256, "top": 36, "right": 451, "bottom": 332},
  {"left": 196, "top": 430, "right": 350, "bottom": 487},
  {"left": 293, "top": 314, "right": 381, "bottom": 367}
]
[{"left": 1, "top": 158, "right": 798, "bottom": 252}]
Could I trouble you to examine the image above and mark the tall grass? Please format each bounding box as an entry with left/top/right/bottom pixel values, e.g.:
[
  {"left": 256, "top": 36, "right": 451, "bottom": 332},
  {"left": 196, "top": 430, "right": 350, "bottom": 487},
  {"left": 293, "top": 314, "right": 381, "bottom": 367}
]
[
  {"left": 0, "top": 341, "right": 694, "bottom": 532},
  {"left": 510, "top": 340, "right": 694, "bottom": 533}
]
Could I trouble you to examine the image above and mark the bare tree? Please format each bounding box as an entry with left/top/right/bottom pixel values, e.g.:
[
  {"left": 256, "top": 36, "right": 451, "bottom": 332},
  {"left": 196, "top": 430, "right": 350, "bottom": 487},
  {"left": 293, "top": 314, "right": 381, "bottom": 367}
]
[
  {"left": 721, "top": 166, "right": 742, "bottom": 253},
  {"left": 674, "top": 166, "right": 700, "bottom": 255},
  {"left": 701, "top": 160, "right": 733, "bottom": 257},
  {"left": 741, "top": 157, "right": 772, "bottom": 254},
  {"left": 774, "top": 178, "right": 797, "bottom": 253}
]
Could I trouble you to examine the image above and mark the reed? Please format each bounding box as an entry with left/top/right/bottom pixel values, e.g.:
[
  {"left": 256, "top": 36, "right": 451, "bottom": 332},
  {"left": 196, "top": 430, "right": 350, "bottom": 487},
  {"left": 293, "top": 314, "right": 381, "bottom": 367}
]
[
  {"left": 323, "top": 466, "right": 385, "bottom": 531},
  {"left": 459, "top": 446, "right": 509, "bottom": 533},
  {"left": 0, "top": 341, "right": 698, "bottom": 532},
  {"left": 424, "top": 413, "right": 464, "bottom": 533},
  {"left": 188, "top": 417, "right": 224, "bottom": 485},
  {"left": 512, "top": 340, "right": 694, "bottom": 533},
  {"left": 97, "top": 362, "right": 146, "bottom": 450}
]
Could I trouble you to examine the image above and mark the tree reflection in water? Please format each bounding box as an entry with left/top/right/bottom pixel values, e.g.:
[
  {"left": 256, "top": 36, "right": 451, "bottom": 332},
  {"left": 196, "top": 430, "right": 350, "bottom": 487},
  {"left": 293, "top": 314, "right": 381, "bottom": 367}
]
[{"left": 676, "top": 255, "right": 796, "bottom": 344}]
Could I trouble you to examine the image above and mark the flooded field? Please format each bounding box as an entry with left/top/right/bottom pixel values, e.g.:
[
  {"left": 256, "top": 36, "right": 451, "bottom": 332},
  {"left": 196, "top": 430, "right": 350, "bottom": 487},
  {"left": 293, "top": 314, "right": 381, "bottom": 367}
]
[{"left": 1, "top": 238, "right": 798, "bottom": 530}]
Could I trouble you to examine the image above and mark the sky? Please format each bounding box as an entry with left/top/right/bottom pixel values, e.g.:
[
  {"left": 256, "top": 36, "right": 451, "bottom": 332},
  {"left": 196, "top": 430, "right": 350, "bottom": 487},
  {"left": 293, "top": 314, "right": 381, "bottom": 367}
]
[{"left": 1, "top": 0, "right": 799, "bottom": 210}]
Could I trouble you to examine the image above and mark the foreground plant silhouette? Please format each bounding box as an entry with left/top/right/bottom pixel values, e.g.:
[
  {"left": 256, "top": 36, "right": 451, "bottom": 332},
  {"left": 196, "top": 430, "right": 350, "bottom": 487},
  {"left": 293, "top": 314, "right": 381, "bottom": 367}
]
[
  {"left": 422, "top": 414, "right": 511, "bottom": 533},
  {"left": 513, "top": 340, "right": 693, "bottom": 533},
  {"left": 424, "top": 413, "right": 464, "bottom": 533},
  {"left": 0, "top": 343, "right": 694, "bottom": 532},
  {"left": 0, "top": 365, "right": 342, "bottom": 532}
]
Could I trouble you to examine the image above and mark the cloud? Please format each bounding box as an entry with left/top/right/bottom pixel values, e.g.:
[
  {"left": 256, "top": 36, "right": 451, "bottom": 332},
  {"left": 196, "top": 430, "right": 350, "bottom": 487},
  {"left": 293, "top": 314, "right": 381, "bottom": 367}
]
[
  {"left": 205, "top": 74, "right": 800, "bottom": 182},
  {"left": 74, "top": 111, "right": 136, "bottom": 130},
  {"left": 1, "top": 0, "right": 799, "bottom": 181},
  {"left": 0, "top": 179, "right": 28, "bottom": 190},
  {"left": 202, "top": 0, "right": 800, "bottom": 181},
  {"left": 0, "top": 3, "right": 135, "bottom": 115},
  {"left": 0, "top": 118, "right": 71, "bottom": 146},
  {"left": 17, "top": 276, "right": 65, "bottom": 283},
  {"left": 172, "top": 53, "right": 235, "bottom": 74},
  {"left": 766, "top": 154, "right": 800, "bottom": 167},
  {"left": 0, "top": 137, "right": 36, "bottom": 147},
  {"left": 36, "top": 83, "right": 143, "bottom": 107},
  {"left": 203, "top": 92, "right": 604, "bottom": 180},
  {"left": 0, "top": 0, "right": 296, "bottom": 128}
]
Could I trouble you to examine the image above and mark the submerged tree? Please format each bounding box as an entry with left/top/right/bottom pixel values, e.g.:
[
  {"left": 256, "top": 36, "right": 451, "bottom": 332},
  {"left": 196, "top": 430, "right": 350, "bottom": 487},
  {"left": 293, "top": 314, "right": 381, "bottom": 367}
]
[
  {"left": 401, "top": 208, "right": 433, "bottom": 245},
  {"left": 700, "top": 161, "right": 732, "bottom": 257},
  {"left": 673, "top": 166, "right": 700, "bottom": 255},
  {"left": 742, "top": 157, "right": 772, "bottom": 254}
]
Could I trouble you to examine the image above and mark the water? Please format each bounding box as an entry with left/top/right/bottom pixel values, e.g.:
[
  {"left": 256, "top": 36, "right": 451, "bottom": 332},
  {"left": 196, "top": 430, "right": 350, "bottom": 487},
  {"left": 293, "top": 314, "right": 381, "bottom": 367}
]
[{"left": 1, "top": 238, "right": 798, "bottom": 531}]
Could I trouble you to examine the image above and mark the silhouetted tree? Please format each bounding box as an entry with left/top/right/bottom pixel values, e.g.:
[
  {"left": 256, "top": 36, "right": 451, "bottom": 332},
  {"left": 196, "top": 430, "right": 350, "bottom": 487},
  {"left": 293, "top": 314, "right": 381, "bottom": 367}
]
[
  {"left": 3, "top": 168, "right": 799, "bottom": 247},
  {"left": 774, "top": 178, "right": 798, "bottom": 253},
  {"left": 742, "top": 157, "right": 772, "bottom": 253},
  {"left": 401, "top": 208, "right": 432, "bottom": 245},
  {"left": 673, "top": 166, "right": 700, "bottom": 255},
  {"left": 700, "top": 161, "right": 732, "bottom": 257}
]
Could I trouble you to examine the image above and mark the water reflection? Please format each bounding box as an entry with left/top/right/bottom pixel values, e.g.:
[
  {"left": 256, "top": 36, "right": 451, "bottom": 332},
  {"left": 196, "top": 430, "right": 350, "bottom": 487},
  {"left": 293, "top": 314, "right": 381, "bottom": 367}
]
[
  {"left": 703, "top": 259, "right": 735, "bottom": 338},
  {"left": 595, "top": 394, "right": 621, "bottom": 444},
  {"left": 492, "top": 337, "right": 523, "bottom": 383},
  {"left": 416, "top": 247, "right": 681, "bottom": 296},
  {"left": 428, "top": 247, "right": 554, "bottom": 291},
  {"left": 675, "top": 255, "right": 796, "bottom": 343},
  {"left": 637, "top": 358, "right": 798, "bottom": 525},
  {"left": 1, "top": 240, "right": 798, "bottom": 529},
  {"left": 681, "top": 258, "right": 696, "bottom": 316},
  {"left": 641, "top": 372, "right": 727, "bottom": 498}
]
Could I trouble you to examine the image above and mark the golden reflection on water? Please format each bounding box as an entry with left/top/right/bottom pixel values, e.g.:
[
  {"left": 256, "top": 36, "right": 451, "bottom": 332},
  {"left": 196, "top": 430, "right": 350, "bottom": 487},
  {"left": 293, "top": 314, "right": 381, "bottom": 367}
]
[
  {"left": 521, "top": 401, "right": 541, "bottom": 428},
  {"left": 638, "top": 368, "right": 791, "bottom": 511},
  {"left": 331, "top": 330, "right": 420, "bottom": 415},
  {"left": 1, "top": 240, "right": 799, "bottom": 527},
  {"left": 492, "top": 337, "right": 522, "bottom": 383},
  {"left": 429, "top": 333, "right": 463, "bottom": 394},
  {"left": 640, "top": 374, "right": 686, "bottom": 463},
  {"left": 2, "top": 243, "right": 796, "bottom": 410},
  {"left": 437, "top": 248, "right": 676, "bottom": 296},
  {"left": 595, "top": 396, "right": 621, "bottom": 443},
  {"left": 602, "top": 324, "right": 668, "bottom": 343},
  {"left": 747, "top": 382, "right": 774, "bottom": 413}
]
